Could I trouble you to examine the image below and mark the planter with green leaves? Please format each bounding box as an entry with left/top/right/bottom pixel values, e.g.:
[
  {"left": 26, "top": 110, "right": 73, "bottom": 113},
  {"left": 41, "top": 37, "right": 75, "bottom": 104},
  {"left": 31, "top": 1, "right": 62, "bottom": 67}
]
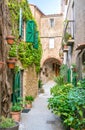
[
  {"left": 8, "top": 43, "right": 17, "bottom": 61},
  {"left": 7, "top": 44, "right": 17, "bottom": 69},
  {"left": 7, "top": 59, "right": 16, "bottom": 69},
  {"left": 71, "top": 64, "right": 77, "bottom": 72},
  {"left": 10, "top": 103, "right": 22, "bottom": 122},
  {"left": 64, "top": 32, "right": 72, "bottom": 42},
  {"left": 0, "top": 116, "right": 19, "bottom": 130},
  {"left": 66, "top": 87, "right": 85, "bottom": 130},
  {"left": 25, "top": 95, "right": 34, "bottom": 108},
  {"left": 48, "top": 81, "right": 85, "bottom": 130}
]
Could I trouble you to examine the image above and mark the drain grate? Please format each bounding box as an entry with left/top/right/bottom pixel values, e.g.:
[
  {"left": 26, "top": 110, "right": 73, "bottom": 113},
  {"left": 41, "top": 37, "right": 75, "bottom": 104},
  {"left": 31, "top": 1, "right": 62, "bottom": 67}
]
[{"left": 46, "top": 120, "right": 56, "bottom": 124}]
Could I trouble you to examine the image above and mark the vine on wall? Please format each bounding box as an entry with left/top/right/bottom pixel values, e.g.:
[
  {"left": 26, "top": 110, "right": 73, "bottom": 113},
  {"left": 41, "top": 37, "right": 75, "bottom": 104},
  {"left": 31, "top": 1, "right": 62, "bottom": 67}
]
[{"left": 8, "top": 0, "right": 42, "bottom": 73}]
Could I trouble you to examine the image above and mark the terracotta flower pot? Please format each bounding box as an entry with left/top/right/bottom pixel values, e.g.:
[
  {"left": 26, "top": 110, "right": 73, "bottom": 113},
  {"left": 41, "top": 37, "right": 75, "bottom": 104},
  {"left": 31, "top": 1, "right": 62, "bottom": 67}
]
[
  {"left": 7, "top": 60, "right": 16, "bottom": 69},
  {"left": 6, "top": 35, "right": 15, "bottom": 45},
  {"left": 25, "top": 103, "right": 32, "bottom": 109},
  {"left": 70, "top": 128, "right": 74, "bottom": 130},
  {"left": 10, "top": 111, "right": 21, "bottom": 122},
  {"left": 64, "top": 45, "right": 68, "bottom": 49}
]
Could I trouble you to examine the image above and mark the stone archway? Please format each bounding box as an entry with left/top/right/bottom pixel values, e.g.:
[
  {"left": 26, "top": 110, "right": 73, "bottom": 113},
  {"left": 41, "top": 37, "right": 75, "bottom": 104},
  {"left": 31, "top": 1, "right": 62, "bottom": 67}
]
[{"left": 40, "top": 57, "right": 62, "bottom": 84}]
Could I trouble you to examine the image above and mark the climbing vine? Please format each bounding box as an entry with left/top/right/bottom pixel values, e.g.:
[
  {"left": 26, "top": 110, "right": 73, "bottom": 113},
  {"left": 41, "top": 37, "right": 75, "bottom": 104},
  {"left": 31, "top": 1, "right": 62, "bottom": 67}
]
[
  {"left": 8, "top": 0, "right": 33, "bottom": 36},
  {"left": 18, "top": 38, "right": 42, "bottom": 73},
  {"left": 7, "top": 0, "right": 42, "bottom": 73}
]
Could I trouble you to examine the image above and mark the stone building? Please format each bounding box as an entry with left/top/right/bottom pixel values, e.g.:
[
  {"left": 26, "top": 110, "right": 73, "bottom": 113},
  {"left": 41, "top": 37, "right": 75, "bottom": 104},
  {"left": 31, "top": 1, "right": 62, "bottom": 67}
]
[
  {"left": 62, "top": 0, "right": 85, "bottom": 79},
  {"left": 0, "top": 0, "right": 40, "bottom": 116},
  {"left": 30, "top": 4, "right": 63, "bottom": 83}
]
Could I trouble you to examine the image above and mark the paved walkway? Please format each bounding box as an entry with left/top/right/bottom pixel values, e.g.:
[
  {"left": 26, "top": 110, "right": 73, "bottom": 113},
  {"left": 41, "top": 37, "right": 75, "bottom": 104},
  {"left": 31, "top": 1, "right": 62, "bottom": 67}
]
[{"left": 19, "top": 81, "right": 64, "bottom": 130}]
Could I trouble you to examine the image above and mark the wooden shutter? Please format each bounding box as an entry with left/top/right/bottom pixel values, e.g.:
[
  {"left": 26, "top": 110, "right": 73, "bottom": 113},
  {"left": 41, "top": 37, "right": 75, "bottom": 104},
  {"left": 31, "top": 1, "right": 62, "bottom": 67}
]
[
  {"left": 26, "top": 20, "right": 35, "bottom": 43},
  {"left": 12, "top": 71, "right": 21, "bottom": 104},
  {"left": 33, "top": 31, "right": 38, "bottom": 49}
]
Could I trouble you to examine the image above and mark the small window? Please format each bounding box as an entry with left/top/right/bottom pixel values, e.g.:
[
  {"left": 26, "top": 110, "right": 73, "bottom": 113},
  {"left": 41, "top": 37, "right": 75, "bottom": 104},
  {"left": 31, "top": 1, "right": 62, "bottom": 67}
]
[
  {"left": 49, "top": 38, "right": 54, "bottom": 48},
  {"left": 50, "top": 18, "right": 54, "bottom": 27}
]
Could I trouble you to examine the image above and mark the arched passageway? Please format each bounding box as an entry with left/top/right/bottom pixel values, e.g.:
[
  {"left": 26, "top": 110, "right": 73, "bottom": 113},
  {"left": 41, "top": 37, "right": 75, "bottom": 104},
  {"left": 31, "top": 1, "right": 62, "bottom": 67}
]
[{"left": 40, "top": 58, "right": 61, "bottom": 84}]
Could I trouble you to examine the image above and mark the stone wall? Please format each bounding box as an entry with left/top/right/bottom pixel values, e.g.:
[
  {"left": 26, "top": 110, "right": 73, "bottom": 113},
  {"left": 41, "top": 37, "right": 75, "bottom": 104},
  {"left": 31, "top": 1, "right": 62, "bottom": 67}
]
[
  {"left": 29, "top": 4, "right": 63, "bottom": 83},
  {"left": 64, "top": 0, "right": 85, "bottom": 78},
  {"left": 40, "top": 14, "right": 63, "bottom": 66},
  {"left": 29, "top": 4, "right": 44, "bottom": 30},
  {"left": 23, "top": 65, "right": 38, "bottom": 98}
]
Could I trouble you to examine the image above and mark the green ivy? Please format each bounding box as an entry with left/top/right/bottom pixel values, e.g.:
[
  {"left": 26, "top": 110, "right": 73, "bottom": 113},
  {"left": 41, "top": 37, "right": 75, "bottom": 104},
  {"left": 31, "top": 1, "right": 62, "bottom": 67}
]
[
  {"left": 8, "top": 0, "right": 33, "bottom": 36},
  {"left": 7, "top": 0, "right": 42, "bottom": 73},
  {"left": 18, "top": 41, "right": 42, "bottom": 73}
]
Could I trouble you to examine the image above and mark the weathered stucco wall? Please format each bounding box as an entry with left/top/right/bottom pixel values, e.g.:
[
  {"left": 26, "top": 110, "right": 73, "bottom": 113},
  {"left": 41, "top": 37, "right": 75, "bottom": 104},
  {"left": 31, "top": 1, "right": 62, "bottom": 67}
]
[
  {"left": 23, "top": 66, "right": 38, "bottom": 98},
  {"left": 40, "top": 14, "right": 63, "bottom": 66},
  {"left": 30, "top": 4, "right": 63, "bottom": 83}
]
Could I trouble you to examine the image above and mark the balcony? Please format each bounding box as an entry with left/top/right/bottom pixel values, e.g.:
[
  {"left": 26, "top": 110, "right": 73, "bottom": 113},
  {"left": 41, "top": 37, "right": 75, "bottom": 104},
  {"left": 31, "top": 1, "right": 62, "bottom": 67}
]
[{"left": 63, "top": 20, "right": 75, "bottom": 46}]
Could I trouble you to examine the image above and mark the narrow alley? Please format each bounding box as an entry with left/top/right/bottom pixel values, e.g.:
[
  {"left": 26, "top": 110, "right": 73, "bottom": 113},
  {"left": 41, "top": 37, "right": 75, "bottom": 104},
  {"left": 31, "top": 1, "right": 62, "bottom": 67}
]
[{"left": 19, "top": 81, "right": 64, "bottom": 130}]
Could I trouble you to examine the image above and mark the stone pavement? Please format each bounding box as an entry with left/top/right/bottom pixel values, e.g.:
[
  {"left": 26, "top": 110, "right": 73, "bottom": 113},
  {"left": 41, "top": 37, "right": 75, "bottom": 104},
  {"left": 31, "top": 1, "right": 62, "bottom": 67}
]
[{"left": 19, "top": 81, "right": 64, "bottom": 130}]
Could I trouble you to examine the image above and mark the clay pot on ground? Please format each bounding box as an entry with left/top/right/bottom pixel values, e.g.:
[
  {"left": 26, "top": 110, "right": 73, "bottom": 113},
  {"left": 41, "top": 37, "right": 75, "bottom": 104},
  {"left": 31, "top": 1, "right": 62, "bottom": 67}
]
[
  {"left": 0, "top": 116, "right": 19, "bottom": 130},
  {"left": 25, "top": 103, "right": 32, "bottom": 109},
  {"left": 70, "top": 128, "right": 74, "bottom": 130},
  {"left": 10, "top": 111, "right": 21, "bottom": 122},
  {"left": 25, "top": 95, "right": 34, "bottom": 109}
]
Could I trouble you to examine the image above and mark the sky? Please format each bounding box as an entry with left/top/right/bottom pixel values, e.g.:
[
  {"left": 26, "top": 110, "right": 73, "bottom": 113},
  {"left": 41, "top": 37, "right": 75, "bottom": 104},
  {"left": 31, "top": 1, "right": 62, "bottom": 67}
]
[{"left": 28, "top": 0, "right": 61, "bottom": 15}]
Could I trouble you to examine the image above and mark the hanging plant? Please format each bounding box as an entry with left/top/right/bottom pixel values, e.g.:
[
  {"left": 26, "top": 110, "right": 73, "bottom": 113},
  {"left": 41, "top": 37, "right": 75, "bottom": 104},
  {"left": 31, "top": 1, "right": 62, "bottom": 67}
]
[
  {"left": 7, "top": 59, "right": 16, "bottom": 69},
  {"left": 6, "top": 35, "right": 15, "bottom": 45}
]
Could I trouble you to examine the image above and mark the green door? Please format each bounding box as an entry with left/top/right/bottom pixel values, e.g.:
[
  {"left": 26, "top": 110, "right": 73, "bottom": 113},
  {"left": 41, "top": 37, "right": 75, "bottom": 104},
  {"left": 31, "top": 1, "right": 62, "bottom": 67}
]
[{"left": 12, "top": 71, "right": 21, "bottom": 104}]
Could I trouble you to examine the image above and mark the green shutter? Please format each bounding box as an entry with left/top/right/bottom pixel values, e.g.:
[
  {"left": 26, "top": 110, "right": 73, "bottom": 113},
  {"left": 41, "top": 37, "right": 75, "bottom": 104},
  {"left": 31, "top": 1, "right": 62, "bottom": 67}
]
[
  {"left": 33, "top": 31, "right": 38, "bottom": 49},
  {"left": 67, "top": 68, "right": 71, "bottom": 83},
  {"left": 26, "top": 20, "right": 35, "bottom": 43},
  {"left": 72, "top": 71, "right": 77, "bottom": 87},
  {"left": 12, "top": 71, "right": 21, "bottom": 104}
]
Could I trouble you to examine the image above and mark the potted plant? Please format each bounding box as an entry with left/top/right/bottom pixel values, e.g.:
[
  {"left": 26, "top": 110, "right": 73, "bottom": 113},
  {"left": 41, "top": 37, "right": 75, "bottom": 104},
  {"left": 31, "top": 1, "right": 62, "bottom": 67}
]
[
  {"left": 71, "top": 64, "right": 77, "bottom": 72},
  {"left": 64, "top": 32, "right": 72, "bottom": 42},
  {"left": 7, "top": 59, "right": 16, "bottom": 69},
  {"left": 7, "top": 44, "right": 17, "bottom": 69},
  {"left": 10, "top": 103, "right": 22, "bottom": 122},
  {"left": 0, "top": 116, "right": 19, "bottom": 130},
  {"left": 8, "top": 44, "right": 17, "bottom": 61},
  {"left": 6, "top": 35, "right": 15, "bottom": 45},
  {"left": 25, "top": 95, "right": 34, "bottom": 109}
]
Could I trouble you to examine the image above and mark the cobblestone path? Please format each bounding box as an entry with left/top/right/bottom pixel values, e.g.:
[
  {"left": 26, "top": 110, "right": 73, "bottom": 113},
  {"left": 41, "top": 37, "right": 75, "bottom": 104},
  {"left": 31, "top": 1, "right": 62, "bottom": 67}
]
[{"left": 19, "top": 81, "right": 64, "bottom": 130}]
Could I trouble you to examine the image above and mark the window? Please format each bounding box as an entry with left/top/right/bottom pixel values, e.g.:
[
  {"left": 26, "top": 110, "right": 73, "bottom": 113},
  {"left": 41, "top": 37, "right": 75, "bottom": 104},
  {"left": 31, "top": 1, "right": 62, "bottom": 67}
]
[
  {"left": 50, "top": 18, "right": 54, "bottom": 27},
  {"left": 49, "top": 38, "right": 54, "bottom": 48}
]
